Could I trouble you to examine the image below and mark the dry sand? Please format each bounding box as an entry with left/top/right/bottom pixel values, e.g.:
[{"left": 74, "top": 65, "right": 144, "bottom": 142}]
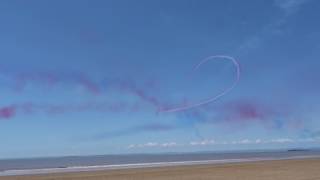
[{"left": 1, "top": 158, "right": 320, "bottom": 180}]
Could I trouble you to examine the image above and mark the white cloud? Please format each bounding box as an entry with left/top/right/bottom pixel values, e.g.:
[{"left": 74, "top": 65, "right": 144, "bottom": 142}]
[
  {"left": 190, "top": 139, "right": 216, "bottom": 146},
  {"left": 161, "top": 142, "right": 178, "bottom": 147},
  {"left": 128, "top": 142, "right": 179, "bottom": 149},
  {"left": 238, "top": 0, "right": 312, "bottom": 54},
  {"left": 274, "top": 0, "right": 311, "bottom": 15},
  {"left": 238, "top": 139, "right": 252, "bottom": 144},
  {"left": 128, "top": 144, "right": 136, "bottom": 149},
  {"left": 270, "top": 138, "right": 294, "bottom": 143},
  {"left": 127, "top": 142, "right": 158, "bottom": 149},
  {"left": 230, "top": 139, "right": 264, "bottom": 145},
  {"left": 127, "top": 137, "right": 318, "bottom": 149},
  {"left": 145, "top": 142, "right": 159, "bottom": 147}
]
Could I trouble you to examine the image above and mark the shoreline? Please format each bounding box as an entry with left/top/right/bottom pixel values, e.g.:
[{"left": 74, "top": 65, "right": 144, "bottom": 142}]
[
  {"left": 1, "top": 155, "right": 320, "bottom": 177},
  {"left": 1, "top": 158, "right": 320, "bottom": 180}
]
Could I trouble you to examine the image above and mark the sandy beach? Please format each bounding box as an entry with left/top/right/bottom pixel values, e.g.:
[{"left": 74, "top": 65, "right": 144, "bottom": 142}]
[{"left": 1, "top": 158, "right": 319, "bottom": 180}]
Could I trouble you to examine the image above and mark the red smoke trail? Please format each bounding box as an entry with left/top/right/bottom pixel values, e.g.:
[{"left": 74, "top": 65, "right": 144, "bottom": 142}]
[
  {"left": 222, "top": 101, "right": 274, "bottom": 123},
  {"left": 76, "top": 74, "right": 101, "bottom": 95},
  {"left": 179, "top": 99, "right": 300, "bottom": 131},
  {"left": 13, "top": 72, "right": 59, "bottom": 91},
  {"left": 113, "top": 79, "right": 164, "bottom": 109},
  {"left": 0, "top": 106, "right": 16, "bottom": 120},
  {"left": 0, "top": 55, "right": 240, "bottom": 123},
  {"left": 160, "top": 55, "right": 240, "bottom": 112},
  {"left": 0, "top": 101, "right": 145, "bottom": 120},
  {"left": 0, "top": 69, "right": 101, "bottom": 95}
]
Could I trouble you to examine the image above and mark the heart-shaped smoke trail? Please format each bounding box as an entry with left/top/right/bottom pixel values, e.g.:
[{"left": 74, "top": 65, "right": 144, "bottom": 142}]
[{"left": 159, "top": 55, "right": 240, "bottom": 113}]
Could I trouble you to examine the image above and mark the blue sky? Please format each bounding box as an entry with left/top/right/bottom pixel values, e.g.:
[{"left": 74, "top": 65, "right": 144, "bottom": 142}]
[{"left": 0, "top": 0, "right": 320, "bottom": 159}]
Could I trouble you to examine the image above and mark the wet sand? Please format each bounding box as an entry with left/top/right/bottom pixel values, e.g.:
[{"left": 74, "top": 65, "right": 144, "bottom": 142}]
[{"left": 1, "top": 158, "right": 320, "bottom": 180}]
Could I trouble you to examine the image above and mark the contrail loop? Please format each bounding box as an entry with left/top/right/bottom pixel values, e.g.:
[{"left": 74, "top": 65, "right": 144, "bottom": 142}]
[{"left": 159, "top": 55, "right": 240, "bottom": 113}]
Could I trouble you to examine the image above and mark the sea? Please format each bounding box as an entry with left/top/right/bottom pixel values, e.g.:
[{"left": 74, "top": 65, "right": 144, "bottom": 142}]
[{"left": 1, "top": 149, "right": 320, "bottom": 176}]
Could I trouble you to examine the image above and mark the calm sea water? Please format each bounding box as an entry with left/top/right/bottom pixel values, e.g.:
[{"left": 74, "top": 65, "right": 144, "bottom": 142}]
[{"left": 1, "top": 150, "right": 320, "bottom": 173}]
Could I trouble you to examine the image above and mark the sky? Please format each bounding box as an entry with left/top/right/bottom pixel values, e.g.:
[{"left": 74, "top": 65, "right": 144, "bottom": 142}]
[{"left": 0, "top": 0, "right": 320, "bottom": 159}]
